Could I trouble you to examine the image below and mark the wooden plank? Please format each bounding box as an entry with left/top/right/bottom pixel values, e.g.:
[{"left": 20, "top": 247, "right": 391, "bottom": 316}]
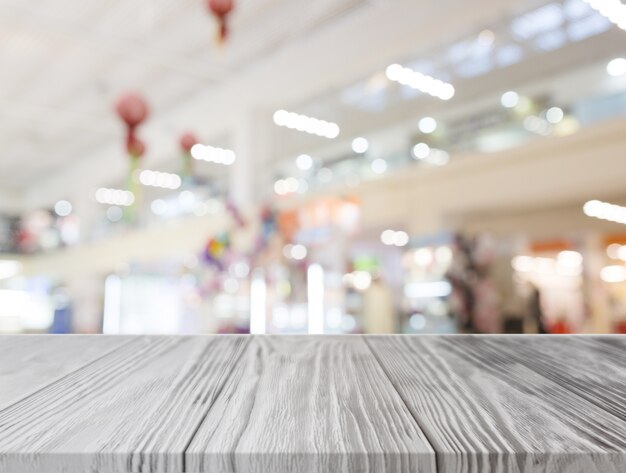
[
  {"left": 476, "top": 336, "right": 626, "bottom": 421},
  {"left": 367, "top": 335, "right": 626, "bottom": 473},
  {"left": 0, "top": 335, "right": 247, "bottom": 473},
  {"left": 186, "top": 335, "right": 436, "bottom": 473},
  {"left": 0, "top": 335, "right": 133, "bottom": 410}
]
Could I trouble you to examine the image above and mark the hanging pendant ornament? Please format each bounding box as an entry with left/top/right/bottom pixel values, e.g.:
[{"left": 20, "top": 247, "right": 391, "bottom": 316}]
[
  {"left": 115, "top": 93, "right": 149, "bottom": 223},
  {"left": 179, "top": 132, "right": 197, "bottom": 181},
  {"left": 207, "top": 0, "right": 234, "bottom": 44}
]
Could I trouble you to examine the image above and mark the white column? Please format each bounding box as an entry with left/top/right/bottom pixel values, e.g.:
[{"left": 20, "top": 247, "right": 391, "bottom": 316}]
[{"left": 230, "top": 108, "right": 272, "bottom": 211}]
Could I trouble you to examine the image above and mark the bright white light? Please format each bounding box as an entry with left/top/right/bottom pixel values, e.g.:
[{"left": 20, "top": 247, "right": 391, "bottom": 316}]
[
  {"left": 102, "top": 275, "right": 122, "bottom": 334},
  {"left": 54, "top": 200, "right": 72, "bottom": 217},
  {"left": 285, "top": 177, "right": 299, "bottom": 193},
  {"left": 546, "top": 107, "right": 564, "bottom": 124},
  {"left": 274, "top": 179, "right": 288, "bottom": 195},
  {"left": 412, "top": 142, "right": 430, "bottom": 159},
  {"left": 291, "top": 244, "right": 307, "bottom": 261},
  {"left": 385, "top": 63, "right": 403, "bottom": 81},
  {"left": 296, "top": 154, "right": 313, "bottom": 170},
  {"left": 607, "top": 243, "right": 622, "bottom": 259},
  {"left": 435, "top": 246, "right": 453, "bottom": 264},
  {"left": 351, "top": 137, "right": 369, "bottom": 154},
  {"left": 250, "top": 269, "right": 267, "bottom": 334},
  {"left": 274, "top": 177, "right": 300, "bottom": 195},
  {"left": 583, "top": 0, "right": 626, "bottom": 32},
  {"left": 371, "top": 158, "right": 387, "bottom": 174},
  {"left": 557, "top": 250, "right": 583, "bottom": 267},
  {"left": 414, "top": 248, "right": 434, "bottom": 266},
  {"left": 382, "top": 230, "right": 409, "bottom": 246},
  {"left": 380, "top": 229, "right": 395, "bottom": 245},
  {"left": 512, "top": 255, "right": 534, "bottom": 272},
  {"left": 607, "top": 57, "right": 626, "bottom": 76},
  {"left": 190, "top": 143, "right": 205, "bottom": 160},
  {"left": 583, "top": 199, "right": 626, "bottom": 224},
  {"left": 95, "top": 188, "right": 135, "bottom": 206},
  {"left": 405, "top": 281, "right": 452, "bottom": 298},
  {"left": 617, "top": 246, "right": 626, "bottom": 261},
  {"left": 0, "top": 260, "right": 21, "bottom": 279},
  {"left": 386, "top": 63, "right": 455, "bottom": 100},
  {"left": 307, "top": 264, "right": 324, "bottom": 334},
  {"left": 352, "top": 271, "right": 372, "bottom": 291},
  {"left": 151, "top": 199, "right": 167, "bottom": 215},
  {"left": 418, "top": 117, "right": 437, "bottom": 134},
  {"left": 501, "top": 91, "right": 520, "bottom": 108},
  {"left": 600, "top": 265, "right": 626, "bottom": 283},
  {"left": 393, "top": 231, "right": 409, "bottom": 247},
  {"left": 190, "top": 144, "right": 236, "bottom": 165},
  {"left": 273, "top": 109, "right": 340, "bottom": 139},
  {"left": 139, "top": 170, "right": 182, "bottom": 190}
]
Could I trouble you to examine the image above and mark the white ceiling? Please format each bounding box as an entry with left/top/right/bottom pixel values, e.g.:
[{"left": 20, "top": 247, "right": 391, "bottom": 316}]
[{"left": 0, "top": 0, "right": 624, "bottom": 211}]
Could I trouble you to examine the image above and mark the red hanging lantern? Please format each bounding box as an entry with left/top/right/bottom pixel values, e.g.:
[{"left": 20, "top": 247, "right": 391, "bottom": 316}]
[
  {"left": 114, "top": 93, "right": 149, "bottom": 223},
  {"left": 180, "top": 132, "right": 197, "bottom": 152},
  {"left": 115, "top": 93, "right": 149, "bottom": 130},
  {"left": 126, "top": 136, "right": 146, "bottom": 158},
  {"left": 207, "top": 0, "right": 235, "bottom": 43}
]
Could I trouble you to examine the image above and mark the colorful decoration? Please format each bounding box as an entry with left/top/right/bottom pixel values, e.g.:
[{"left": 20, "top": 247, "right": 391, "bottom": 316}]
[
  {"left": 203, "top": 232, "right": 230, "bottom": 270},
  {"left": 179, "top": 132, "right": 197, "bottom": 180},
  {"left": 115, "top": 93, "right": 150, "bottom": 222},
  {"left": 207, "top": 0, "right": 235, "bottom": 43}
]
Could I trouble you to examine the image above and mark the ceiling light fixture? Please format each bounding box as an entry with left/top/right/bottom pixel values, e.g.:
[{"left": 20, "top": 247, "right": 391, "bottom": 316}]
[
  {"left": 583, "top": 199, "right": 626, "bottom": 224},
  {"left": 139, "top": 170, "right": 182, "bottom": 190},
  {"left": 607, "top": 57, "right": 626, "bottom": 76},
  {"left": 95, "top": 188, "right": 135, "bottom": 207},
  {"left": 418, "top": 117, "right": 438, "bottom": 134},
  {"left": 351, "top": 137, "right": 369, "bottom": 154},
  {"left": 582, "top": 0, "right": 626, "bottom": 31},
  {"left": 190, "top": 144, "right": 236, "bottom": 165},
  {"left": 273, "top": 110, "right": 340, "bottom": 139},
  {"left": 385, "top": 64, "right": 455, "bottom": 100}
]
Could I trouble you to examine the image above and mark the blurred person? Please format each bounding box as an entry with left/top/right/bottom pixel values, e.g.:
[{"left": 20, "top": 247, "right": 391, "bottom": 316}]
[{"left": 528, "top": 283, "right": 549, "bottom": 334}]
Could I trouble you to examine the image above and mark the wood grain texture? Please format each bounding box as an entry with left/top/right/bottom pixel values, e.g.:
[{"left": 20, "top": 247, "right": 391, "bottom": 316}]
[
  {"left": 0, "top": 335, "right": 133, "bottom": 410},
  {"left": 367, "top": 335, "right": 626, "bottom": 473},
  {"left": 1, "top": 335, "right": 625, "bottom": 473},
  {"left": 0, "top": 335, "right": 247, "bottom": 473},
  {"left": 186, "top": 336, "right": 436, "bottom": 473}
]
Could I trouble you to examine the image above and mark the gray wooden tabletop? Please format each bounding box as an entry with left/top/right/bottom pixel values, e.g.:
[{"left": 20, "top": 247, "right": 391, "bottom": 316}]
[{"left": 0, "top": 335, "right": 625, "bottom": 473}]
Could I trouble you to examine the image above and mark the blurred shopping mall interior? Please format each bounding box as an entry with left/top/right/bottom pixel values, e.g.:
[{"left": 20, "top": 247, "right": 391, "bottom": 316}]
[{"left": 1, "top": 0, "right": 626, "bottom": 335}]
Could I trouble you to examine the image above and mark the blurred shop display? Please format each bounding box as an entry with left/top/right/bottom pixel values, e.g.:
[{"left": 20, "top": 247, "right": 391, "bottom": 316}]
[{"left": 0, "top": 210, "right": 79, "bottom": 254}]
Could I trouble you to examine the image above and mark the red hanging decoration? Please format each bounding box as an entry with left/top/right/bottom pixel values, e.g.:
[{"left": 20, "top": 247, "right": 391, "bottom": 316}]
[
  {"left": 115, "top": 93, "right": 149, "bottom": 131},
  {"left": 114, "top": 93, "right": 149, "bottom": 223},
  {"left": 180, "top": 132, "right": 197, "bottom": 179},
  {"left": 207, "top": 0, "right": 235, "bottom": 43},
  {"left": 126, "top": 136, "right": 146, "bottom": 158},
  {"left": 180, "top": 132, "right": 197, "bottom": 152}
]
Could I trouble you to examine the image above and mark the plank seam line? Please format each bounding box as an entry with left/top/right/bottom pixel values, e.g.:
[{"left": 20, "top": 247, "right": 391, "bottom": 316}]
[
  {"left": 0, "top": 336, "right": 138, "bottom": 414},
  {"left": 180, "top": 336, "right": 252, "bottom": 473},
  {"left": 362, "top": 336, "right": 440, "bottom": 473}
]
